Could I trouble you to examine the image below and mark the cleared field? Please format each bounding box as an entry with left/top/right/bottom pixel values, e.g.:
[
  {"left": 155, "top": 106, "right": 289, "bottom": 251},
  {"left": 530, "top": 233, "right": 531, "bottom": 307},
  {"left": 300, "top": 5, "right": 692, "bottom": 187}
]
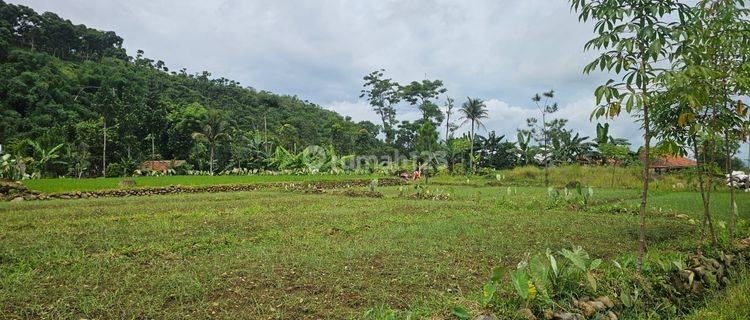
[
  {"left": 20, "top": 174, "right": 380, "bottom": 194},
  {"left": 2, "top": 183, "right": 746, "bottom": 319}
]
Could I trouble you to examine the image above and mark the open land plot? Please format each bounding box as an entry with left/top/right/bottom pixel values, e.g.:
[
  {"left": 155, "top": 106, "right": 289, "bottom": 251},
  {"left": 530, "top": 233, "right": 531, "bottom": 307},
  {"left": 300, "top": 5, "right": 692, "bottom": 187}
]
[{"left": 1, "top": 184, "right": 748, "bottom": 319}]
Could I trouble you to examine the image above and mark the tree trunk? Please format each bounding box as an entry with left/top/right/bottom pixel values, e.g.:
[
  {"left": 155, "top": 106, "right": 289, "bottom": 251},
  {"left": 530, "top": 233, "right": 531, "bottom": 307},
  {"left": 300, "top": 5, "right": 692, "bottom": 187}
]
[
  {"left": 726, "top": 131, "right": 737, "bottom": 242},
  {"left": 445, "top": 109, "right": 451, "bottom": 141},
  {"left": 151, "top": 136, "right": 155, "bottom": 160},
  {"left": 638, "top": 101, "right": 650, "bottom": 274},
  {"left": 209, "top": 145, "right": 215, "bottom": 175},
  {"left": 102, "top": 120, "right": 107, "bottom": 177},
  {"left": 469, "top": 121, "right": 475, "bottom": 173},
  {"left": 543, "top": 112, "right": 549, "bottom": 187},
  {"left": 698, "top": 139, "right": 719, "bottom": 249}
]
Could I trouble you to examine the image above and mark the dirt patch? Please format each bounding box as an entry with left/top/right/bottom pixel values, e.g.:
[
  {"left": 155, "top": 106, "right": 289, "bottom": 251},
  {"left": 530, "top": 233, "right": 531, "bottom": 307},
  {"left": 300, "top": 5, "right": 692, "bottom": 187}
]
[{"left": 339, "top": 189, "right": 384, "bottom": 198}]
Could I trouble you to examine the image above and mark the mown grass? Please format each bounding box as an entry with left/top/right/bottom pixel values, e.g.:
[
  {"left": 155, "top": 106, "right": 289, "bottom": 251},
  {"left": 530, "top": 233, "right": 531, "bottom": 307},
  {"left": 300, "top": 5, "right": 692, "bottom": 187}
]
[
  {"left": 431, "top": 165, "right": 688, "bottom": 190},
  {"left": 2, "top": 183, "right": 746, "bottom": 319},
  {"left": 20, "top": 174, "right": 380, "bottom": 193}
]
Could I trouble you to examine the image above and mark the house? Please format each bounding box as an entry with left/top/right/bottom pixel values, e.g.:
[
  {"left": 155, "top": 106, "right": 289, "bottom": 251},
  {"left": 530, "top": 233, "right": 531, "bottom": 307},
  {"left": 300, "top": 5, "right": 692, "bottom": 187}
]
[
  {"left": 140, "top": 160, "right": 186, "bottom": 173},
  {"left": 644, "top": 155, "right": 697, "bottom": 173}
]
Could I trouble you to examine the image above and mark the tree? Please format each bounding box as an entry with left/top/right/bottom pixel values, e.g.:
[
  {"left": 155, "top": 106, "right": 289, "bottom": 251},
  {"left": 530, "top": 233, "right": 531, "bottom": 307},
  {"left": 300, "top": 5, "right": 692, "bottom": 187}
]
[
  {"left": 401, "top": 79, "right": 447, "bottom": 125},
  {"left": 516, "top": 131, "right": 536, "bottom": 166},
  {"left": 144, "top": 133, "right": 157, "bottom": 160},
  {"left": 444, "top": 97, "right": 458, "bottom": 140},
  {"left": 24, "top": 140, "right": 64, "bottom": 178},
  {"left": 459, "top": 97, "right": 489, "bottom": 173},
  {"left": 191, "top": 110, "right": 231, "bottom": 174},
  {"left": 599, "top": 143, "right": 631, "bottom": 187},
  {"left": 523, "top": 90, "right": 558, "bottom": 186},
  {"left": 570, "top": 0, "right": 689, "bottom": 272},
  {"left": 360, "top": 69, "right": 400, "bottom": 145},
  {"left": 663, "top": 0, "right": 750, "bottom": 246},
  {"left": 477, "top": 131, "right": 517, "bottom": 169}
]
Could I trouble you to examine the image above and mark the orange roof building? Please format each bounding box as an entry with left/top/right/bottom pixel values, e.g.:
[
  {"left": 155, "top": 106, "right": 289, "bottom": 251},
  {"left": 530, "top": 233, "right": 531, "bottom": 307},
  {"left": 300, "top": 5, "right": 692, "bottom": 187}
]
[
  {"left": 648, "top": 155, "right": 697, "bottom": 169},
  {"left": 140, "top": 160, "right": 185, "bottom": 172},
  {"left": 639, "top": 154, "right": 697, "bottom": 172}
]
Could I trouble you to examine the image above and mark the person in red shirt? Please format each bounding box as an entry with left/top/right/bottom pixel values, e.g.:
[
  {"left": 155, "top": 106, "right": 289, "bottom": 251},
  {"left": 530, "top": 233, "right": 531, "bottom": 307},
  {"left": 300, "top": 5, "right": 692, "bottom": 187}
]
[{"left": 412, "top": 170, "right": 421, "bottom": 181}]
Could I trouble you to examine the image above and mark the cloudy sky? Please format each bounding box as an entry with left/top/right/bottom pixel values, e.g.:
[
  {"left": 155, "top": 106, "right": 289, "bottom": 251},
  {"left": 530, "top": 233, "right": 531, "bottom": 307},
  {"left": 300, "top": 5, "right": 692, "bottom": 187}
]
[{"left": 12, "top": 0, "right": 749, "bottom": 160}]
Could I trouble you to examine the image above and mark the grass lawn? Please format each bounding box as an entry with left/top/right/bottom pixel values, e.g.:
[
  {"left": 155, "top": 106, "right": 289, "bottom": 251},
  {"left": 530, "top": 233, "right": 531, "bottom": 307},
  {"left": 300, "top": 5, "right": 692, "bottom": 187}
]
[
  {"left": 20, "top": 174, "right": 381, "bottom": 193},
  {"left": 3, "top": 182, "right": 747, "bottom": 319}
]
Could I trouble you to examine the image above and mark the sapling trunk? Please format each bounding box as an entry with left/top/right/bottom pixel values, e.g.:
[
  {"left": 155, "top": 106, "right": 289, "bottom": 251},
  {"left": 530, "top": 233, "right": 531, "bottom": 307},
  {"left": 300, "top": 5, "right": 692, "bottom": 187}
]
[
  {"left": 102, "top": 119, "right": 107, "bottom": 177},
  {"left": 638, "top": 101, "right": 650, "bottom": 274},
  {"left": 726, "top": 131, "right": 737, "bottom": 242}
]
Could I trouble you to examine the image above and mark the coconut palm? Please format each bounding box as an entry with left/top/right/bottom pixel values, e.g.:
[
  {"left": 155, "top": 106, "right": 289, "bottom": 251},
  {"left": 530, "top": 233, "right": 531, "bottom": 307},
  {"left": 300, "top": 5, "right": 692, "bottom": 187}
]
[
  {"left": 192, "top": 111, "right": 232, "bottom": 174},
  {"left": 459, "top": 97, "right": 489, "bottom": 172}
]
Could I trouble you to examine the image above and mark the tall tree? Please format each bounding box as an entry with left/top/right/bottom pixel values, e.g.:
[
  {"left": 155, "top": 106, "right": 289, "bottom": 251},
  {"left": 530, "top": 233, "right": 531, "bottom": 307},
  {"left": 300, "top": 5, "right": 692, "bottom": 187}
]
[
  {"left": 401, "top": 79, "right": 447, "bottom": 125},
  {"left": 360, "top": 69, "right": 400, "bottom": 145},
  {"left": 667, "top": 0, "right": 750, "bottom": 244},
  {"left": 444, "top": 97, "right": 458, "bottom": 140},
  {"left": 459, "top": 97, "right": 489, "bottom": 173},
  {"left": 571, "top": 0, "right": 689, "bottom": 272}
]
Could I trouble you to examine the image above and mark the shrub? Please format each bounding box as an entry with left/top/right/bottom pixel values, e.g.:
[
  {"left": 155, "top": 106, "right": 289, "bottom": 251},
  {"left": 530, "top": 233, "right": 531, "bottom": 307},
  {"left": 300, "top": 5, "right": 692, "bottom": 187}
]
[{"left": 105, "top": 163, "right": 124, "bottom": 178}]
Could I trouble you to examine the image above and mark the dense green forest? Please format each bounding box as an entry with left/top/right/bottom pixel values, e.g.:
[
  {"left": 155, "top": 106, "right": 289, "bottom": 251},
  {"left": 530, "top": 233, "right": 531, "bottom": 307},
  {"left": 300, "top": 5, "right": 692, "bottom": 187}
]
[{"left": 0, "top": 1, "right": 389, "bottom": 177}]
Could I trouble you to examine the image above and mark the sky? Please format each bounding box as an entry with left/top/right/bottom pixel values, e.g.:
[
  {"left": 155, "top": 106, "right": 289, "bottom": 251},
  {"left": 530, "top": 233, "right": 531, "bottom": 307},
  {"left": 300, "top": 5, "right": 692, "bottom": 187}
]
[{"left": 12, "top": 0, "right": 750, "bottom": 161}]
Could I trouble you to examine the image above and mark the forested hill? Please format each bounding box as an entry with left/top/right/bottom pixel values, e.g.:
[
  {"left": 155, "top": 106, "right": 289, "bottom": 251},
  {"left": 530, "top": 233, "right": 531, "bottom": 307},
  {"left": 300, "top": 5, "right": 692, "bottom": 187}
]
[{"left": 0, "top": 1, "right": 383, "bottom": 176}]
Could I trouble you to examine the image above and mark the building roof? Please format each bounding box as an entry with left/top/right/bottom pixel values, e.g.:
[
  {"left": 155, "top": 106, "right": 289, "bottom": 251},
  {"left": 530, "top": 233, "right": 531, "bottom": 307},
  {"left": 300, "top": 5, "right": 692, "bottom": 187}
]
[
  {"left": 648, "top": 155, "right": 697, "bottom": 169},
  {"left": 141, "top": 160, "right": 185, "bottom": 172}
]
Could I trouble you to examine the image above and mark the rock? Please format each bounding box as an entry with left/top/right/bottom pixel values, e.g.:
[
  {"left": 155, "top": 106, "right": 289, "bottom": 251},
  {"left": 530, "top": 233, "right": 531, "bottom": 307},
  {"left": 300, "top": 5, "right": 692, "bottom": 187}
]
[
  {"left": 606, "top": 311, "right": 618, "bottom": 320},
  {"left": 590, "top": 300, "right": 607, "bottom": 311},
  {"left": 579, "top": 301, "right": 596, "bottom": 317},
  {"left": 475, "top": 315, "right": 498, "bottom": 320},
  {"left": 544, "top": 310, "right": 555, "bottom": 320},
  {"left": 595, "top": 296, "right": 614, "bottom": 309},
  {"left": 517, "top": 308, "right": 536, "bottom": 320},
  {"left": 675, "top": 214, "right": 689, "bottom": 219},
  {"left": 11, "top": 196, "right": 24, "bottom": 202},
  {"left": 119, "top": 179, "right": 137, "bottom": 187},
  {"left": 552, "top": 311, "right": 582, "bottom": 320}
]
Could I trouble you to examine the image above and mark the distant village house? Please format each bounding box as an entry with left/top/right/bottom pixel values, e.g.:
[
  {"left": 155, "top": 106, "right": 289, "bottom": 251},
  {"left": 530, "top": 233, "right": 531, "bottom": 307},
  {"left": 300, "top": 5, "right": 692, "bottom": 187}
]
[{"left": 140, "top": 160, "right": 185, "bottom": 173}]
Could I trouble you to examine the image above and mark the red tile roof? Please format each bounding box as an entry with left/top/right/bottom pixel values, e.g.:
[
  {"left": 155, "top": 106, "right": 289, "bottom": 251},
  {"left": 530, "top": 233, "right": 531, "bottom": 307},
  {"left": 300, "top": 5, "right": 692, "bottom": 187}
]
[
  {"left": 141, "top": 160, "right": 185, "bottom": 172},
  {"left": 648, "top": 155, "right": 697, "bottom": 169}
]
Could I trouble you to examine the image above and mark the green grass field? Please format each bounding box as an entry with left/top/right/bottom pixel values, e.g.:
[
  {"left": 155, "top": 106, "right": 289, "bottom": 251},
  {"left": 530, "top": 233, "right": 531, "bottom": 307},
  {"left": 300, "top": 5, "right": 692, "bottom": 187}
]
[
  {"left": 2, "top": 176, "right": 748, "bottom": 319},
  {"left": 20, "top": 174, "right": 380, "bottom": 193}
]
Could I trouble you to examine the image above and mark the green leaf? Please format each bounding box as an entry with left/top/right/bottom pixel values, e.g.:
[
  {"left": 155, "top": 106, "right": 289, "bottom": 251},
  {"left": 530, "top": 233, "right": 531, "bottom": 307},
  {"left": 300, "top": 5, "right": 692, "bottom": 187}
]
[
  {"left": 481, "top": 281, "right": 496, "bottom": 307},
  {"left": 451, "top": 307, "right": 470, "bottom": 319}
]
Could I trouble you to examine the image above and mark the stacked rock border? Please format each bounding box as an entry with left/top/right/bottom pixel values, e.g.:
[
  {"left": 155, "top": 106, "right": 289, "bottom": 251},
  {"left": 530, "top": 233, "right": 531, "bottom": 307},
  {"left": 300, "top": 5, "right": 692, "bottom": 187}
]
[{"left": 2, "top": 178, "right": 404, "bottom": 202}]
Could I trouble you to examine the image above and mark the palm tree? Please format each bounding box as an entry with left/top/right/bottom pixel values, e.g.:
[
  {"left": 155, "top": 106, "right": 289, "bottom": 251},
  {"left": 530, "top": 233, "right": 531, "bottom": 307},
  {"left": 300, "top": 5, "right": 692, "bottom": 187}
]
[
  {"left": 459, "top": 97, "right": 489, "bottom": 172},
  {"left": 192, "top": 111, "right": 232, "bottom": 174}
]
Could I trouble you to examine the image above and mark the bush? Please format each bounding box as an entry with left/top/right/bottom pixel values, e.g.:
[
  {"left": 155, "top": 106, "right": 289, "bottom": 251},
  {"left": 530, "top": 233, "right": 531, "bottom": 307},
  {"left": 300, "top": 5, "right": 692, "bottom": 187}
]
[{"left": 105, "top": 163, "right": 124, "bottom": 178}]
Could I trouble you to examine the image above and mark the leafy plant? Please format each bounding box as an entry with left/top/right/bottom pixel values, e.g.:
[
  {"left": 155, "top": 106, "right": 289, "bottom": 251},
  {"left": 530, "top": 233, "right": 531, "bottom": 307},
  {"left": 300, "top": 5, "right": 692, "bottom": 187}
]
[{"left": 560, "top": 247, "right": 602, "bottom": 292}]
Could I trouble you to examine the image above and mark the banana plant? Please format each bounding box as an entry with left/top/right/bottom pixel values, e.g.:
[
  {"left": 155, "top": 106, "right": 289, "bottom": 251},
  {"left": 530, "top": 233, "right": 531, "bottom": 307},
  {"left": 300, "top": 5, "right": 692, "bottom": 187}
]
[
  {"left": 1, "top": 154, "right": 30, "bottom": 180},
  {"left": 25, "top": 140, "right": 65, "bottom": 178}
]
